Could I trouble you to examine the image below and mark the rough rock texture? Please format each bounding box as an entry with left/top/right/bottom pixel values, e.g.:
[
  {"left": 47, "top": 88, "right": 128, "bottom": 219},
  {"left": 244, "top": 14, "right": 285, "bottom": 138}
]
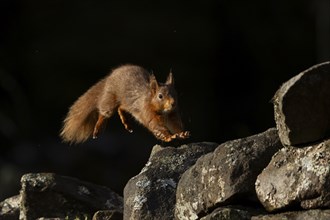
[
  {"left": 123, "top": 142, "right": 218, "bottom": 220},
  {"left": 256, "top": 140, "right": 330, "bottom": 212},
  {"left": 20, "top": 173, "right": 123, "bottom": 220},
  {"left": 252, "top": 209, "right": 330, "bottom": 220},
  {"left": 200, "top": 206, "right": 265, "bottom": 220},
  {"left": 273, "top": 61, "right": 330, "bottom": 146},
  {"left": 0, "top": 195, "right": 20, "bottom": 220},
  {"left": 175, "top": 128, "right": 282, "bottom": 220}
]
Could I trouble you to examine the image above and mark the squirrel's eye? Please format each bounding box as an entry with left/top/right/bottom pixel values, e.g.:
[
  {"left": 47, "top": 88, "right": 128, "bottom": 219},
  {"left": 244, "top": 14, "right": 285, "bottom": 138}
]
[{"left": 158, "top": 93, "right": 163, "bottom": 99}]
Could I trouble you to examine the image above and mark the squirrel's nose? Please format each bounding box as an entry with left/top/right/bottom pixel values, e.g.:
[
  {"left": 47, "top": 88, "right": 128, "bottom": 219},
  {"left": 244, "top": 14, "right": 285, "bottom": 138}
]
[{"left": 165, "top": 99, "right": 175, "bottom": 110}]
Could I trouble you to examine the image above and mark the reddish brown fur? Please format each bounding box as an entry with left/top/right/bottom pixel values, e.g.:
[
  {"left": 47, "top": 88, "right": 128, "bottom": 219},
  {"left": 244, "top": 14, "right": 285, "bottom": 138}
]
[{"left": 60, "top": 64, "right": 189, "bottom": 144}]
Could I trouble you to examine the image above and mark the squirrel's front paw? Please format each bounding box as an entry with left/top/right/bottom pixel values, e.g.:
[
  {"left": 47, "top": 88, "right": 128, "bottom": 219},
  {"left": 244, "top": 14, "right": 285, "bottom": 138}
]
[
  {"left": 180, "top": 131, "right": 190, "bottom": 139},
  {"left": 172, "top": 131, "right": 190, "bottom": 140},
  {"left": 154, "top": 130, "right": 173, "bottom": 142}
]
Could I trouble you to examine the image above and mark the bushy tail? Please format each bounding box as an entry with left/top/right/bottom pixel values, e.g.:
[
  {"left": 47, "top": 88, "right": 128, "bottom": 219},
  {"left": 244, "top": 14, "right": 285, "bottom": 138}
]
[{"left": 60, "top": 79, "right": 105, "bottom": 144}]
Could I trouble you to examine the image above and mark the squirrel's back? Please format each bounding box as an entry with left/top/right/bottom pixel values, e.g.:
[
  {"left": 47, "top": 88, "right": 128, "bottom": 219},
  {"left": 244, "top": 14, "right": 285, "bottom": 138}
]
[
  {"left": 102, "top": 65, "right": 152, "bottom": 113},
  {"left": 105, "top": 65, "right": 150, "bottom": 98}
]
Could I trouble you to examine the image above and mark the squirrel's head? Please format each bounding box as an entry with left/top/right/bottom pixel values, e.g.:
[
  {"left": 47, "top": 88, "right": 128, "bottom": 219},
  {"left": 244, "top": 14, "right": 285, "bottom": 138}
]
[{"left": 149, "top": 71, "right": 178, "bottom": 114}]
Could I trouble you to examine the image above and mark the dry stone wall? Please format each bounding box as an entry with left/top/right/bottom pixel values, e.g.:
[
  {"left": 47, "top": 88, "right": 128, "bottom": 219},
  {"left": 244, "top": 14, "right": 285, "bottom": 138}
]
[{"left": 1, "top": 61, "right": 330, "bottom": 220}]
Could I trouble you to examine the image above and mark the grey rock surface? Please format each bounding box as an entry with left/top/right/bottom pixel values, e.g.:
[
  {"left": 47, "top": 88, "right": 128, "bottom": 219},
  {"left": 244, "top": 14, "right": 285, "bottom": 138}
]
[
  {"left": 123, "top": 142, "right": 218, "bottom": 220},
  {"left": 175, "top": 128, "right": 282, "bottom": 220},
  {"left": 256, "top": 140, "right": 330, "bottom": 212},
  {"left": 273, "top": 61, "right": 330, "bottom": 146},
  {"left": 252, "top": 209, "right": 330, "bottom": 220},
  {"left": 19, "top": 173, "right": 123, "bottom": 220}
]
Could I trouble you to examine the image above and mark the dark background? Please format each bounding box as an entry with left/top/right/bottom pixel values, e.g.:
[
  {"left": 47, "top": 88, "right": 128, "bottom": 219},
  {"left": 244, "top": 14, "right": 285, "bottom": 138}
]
[{"left": 1, "top": 0, "right": 329, "bottom": 200}]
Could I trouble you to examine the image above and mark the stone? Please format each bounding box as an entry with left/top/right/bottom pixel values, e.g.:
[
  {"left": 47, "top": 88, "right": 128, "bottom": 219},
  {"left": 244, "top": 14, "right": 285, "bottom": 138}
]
[
  {"left": 175, "top": 128, "right": 282, "bottom": 220},
  {"left": 256, "top": 140, "right": 330, "bottom": 212},
  {"left": 19, "top": 173, "right": 123, "bottom": 220},
  {"left": 273, "top": 61, "right": 330, "bottom": 146},
  {"left": 0, "top": 195, "right": 20, "bottom": 220},
  {"left": 252, "top": 209, "right": 330, "bottom": 220},
  {"left": 123, "top": 142, "right": 218, "bottom": 220}
]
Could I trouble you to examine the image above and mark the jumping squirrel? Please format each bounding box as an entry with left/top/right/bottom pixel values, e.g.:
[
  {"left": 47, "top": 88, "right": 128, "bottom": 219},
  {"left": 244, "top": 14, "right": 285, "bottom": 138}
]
[{"left": 60, "top": 64, "right": 190, "bottom": 144}]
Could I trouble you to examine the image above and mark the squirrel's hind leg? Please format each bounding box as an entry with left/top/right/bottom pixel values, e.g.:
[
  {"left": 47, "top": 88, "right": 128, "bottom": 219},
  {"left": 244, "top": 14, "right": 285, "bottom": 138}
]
[
  {"left": 94, "top": 92, "right": 117, "bottom": 139},
  {"left": 118, "top": 107, "right": 133, "bottom": 133},
  {"left": 93, "top": 114, "right": 106, "bottom": 139}
]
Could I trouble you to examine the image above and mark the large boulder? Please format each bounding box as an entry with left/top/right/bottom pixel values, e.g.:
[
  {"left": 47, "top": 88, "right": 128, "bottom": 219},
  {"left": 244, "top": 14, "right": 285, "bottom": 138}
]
[
  {"left": 123, "top": 142, "right": 218, "bottom": 220},
  {"left": 273, "top": 61, "right": 330, "bottom": 146},
  {"left": 19, "top": 173, "right": 123, "bottom": 220},
  {"left": 256, "top": 140, "right": 330, "bottom": 212},
  {"left": 175, "top": 128, "right": 282, "bottom": 220}
]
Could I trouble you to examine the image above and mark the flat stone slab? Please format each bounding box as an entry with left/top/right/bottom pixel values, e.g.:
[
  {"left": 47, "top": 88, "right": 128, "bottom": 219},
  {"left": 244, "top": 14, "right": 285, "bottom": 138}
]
[
  {"left": 273, "top": 61, "right": 330, "bottom": 146},
  {"left": 20, "top": 173, "right": 123, "bottom": 220}
]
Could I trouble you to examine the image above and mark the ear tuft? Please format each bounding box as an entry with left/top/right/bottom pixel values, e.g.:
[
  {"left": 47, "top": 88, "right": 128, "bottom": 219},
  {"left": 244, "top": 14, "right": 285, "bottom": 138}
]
[
  {"left": 166, "top": 71, "right": 174, "bottom": 85},
  {"left": 150, "top": 74, "right": 158, "bottom": 93}
]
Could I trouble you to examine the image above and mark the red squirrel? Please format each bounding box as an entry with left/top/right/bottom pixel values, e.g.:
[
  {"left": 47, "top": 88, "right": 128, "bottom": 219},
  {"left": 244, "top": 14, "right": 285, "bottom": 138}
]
[{"left": 60, "top": 64, "right": 190, "bottom": 144}]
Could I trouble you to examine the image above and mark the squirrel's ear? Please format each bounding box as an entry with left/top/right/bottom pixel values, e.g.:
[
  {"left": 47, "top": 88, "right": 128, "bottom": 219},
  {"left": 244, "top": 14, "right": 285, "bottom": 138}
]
[
  {"left": 150, "top": 74, "right": 158, "bottom": 93},
  {"left": 166, "top": 70, "right": 174, "bottom": 85}
]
